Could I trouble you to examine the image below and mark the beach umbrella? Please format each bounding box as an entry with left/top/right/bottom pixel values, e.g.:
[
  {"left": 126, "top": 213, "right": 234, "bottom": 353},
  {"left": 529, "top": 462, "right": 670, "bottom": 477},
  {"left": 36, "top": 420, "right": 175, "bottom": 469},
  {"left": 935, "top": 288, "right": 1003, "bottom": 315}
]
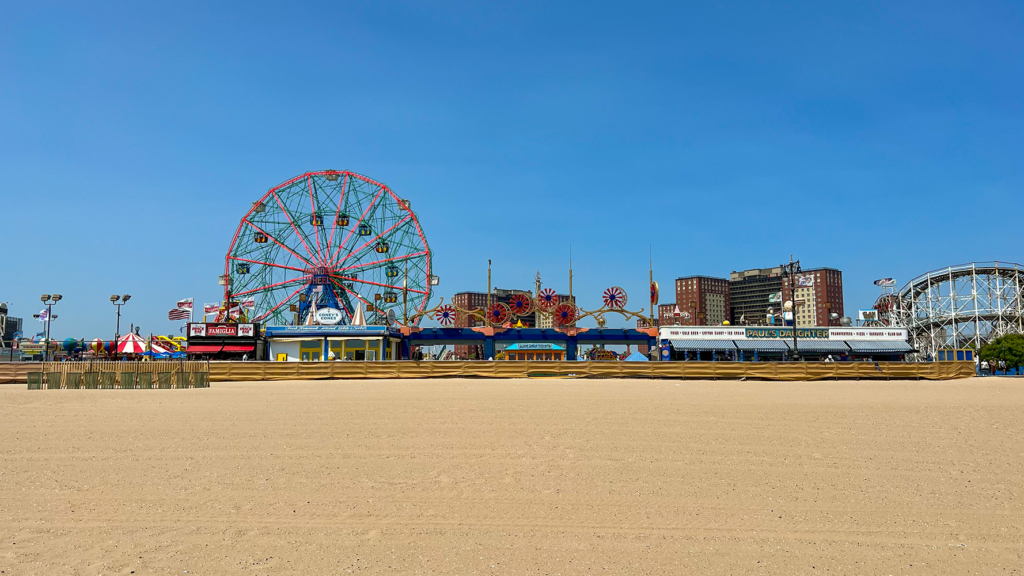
[{"left": 117, "top": 332, "right": 147, "bottom": 355}]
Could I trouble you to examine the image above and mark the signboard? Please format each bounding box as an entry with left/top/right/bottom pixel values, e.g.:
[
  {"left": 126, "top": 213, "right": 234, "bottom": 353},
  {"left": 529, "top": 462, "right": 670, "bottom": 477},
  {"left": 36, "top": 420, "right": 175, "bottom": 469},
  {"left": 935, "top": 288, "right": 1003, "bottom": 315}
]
[
  {"left": 827, "top": 328, "right": 907, "bottom": 341},
  {"left": 661, "top": 327, "right": 747, "bottom": 340},
  {"left": 660, "top": 340, "right": 671, "bottom": 361},
  {"left": 314, "top": 308, "right": 344, "bottom": 325},
  {"left": 660, "top": 326, "right": 908, "bottom": 341},
  {"left": 796, "top": 275, "right": 815, "bottom": 287},
  {"left": 188, "top": 323, "right": 259, "bottom": 339},
  {"left": 510, "top": 343, "right": 562, "bottom": 350},
  {"left": 746, "top": 327, "right": 829, "bottom": 339},
  {"left": 858, "top": 309, "right": 879, "bottom": 321},
  {"left": 207, "top": 324, "right": 237, "bottom": 337},
  {"left": 266, "top": 325, "right": 392, "bottom": 335}
]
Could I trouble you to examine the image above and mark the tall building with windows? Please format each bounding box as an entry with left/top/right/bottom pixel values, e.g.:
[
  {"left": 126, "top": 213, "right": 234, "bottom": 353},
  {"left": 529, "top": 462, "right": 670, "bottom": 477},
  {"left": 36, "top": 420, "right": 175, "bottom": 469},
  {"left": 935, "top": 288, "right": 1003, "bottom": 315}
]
[
  {"left": 674, "top": 276, "right": 730, "bottom": 326},
  {"left": 729, "top": 267, "right": 784, "bottom": 326},
  {"left": 662, "top": 264, "right": 845, "bottom": 327},
  {"left": 780, "top": 267, "right": 844, "bottom": 326}
]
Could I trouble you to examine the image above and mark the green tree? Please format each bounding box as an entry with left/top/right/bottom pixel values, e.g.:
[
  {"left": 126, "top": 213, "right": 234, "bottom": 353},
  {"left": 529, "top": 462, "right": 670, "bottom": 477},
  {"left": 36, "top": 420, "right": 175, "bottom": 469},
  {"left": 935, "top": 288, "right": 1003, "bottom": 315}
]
[{"left": 979, "top": 334, "right": 1024, "bottom": 371}]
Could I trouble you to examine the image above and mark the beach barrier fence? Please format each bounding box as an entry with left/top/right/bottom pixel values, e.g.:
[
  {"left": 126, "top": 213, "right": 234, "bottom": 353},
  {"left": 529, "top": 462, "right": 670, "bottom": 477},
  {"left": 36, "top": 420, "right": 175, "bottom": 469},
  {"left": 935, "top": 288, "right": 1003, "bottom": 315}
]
[
  {"left": 205, "top": 360, "right": 974, "bottom": 382},
  {"left": 10, "top": 361, "right": 209, "bottom": 389},
  {"left": 2, "top": 360, "right": 975, "bottom": 385}
]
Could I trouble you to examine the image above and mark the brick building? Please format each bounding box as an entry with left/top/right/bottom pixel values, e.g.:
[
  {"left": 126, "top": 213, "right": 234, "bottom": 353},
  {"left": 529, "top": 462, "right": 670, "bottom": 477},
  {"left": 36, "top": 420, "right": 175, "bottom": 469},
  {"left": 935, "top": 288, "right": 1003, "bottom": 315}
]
[
  {"left": 780, "top": 267, "right": 844, "bottom": 326},
  {"left": 673, "top": 276, "right": 730, "bottom": 326}
]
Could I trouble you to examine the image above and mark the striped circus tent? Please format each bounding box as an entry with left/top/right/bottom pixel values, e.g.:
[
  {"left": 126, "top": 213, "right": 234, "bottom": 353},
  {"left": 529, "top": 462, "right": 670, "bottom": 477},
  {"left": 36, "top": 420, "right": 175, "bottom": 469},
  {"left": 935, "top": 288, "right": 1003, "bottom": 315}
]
[{"left": 117, "top": 332, "right": 147, "bottom": 355}]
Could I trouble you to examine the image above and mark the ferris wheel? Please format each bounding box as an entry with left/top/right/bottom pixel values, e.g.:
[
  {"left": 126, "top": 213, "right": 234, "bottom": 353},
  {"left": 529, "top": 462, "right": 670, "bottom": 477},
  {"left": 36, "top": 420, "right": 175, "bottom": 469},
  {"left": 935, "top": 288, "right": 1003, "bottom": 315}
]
[{"left": 224, "top": 170, "right": 433, "bottom": 325}]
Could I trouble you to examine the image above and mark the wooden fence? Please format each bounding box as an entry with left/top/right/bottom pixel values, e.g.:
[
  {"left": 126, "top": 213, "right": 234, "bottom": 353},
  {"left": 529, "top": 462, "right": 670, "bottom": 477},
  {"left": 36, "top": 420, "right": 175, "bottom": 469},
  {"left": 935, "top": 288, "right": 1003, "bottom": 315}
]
[
  {"left": 11, "top": 361, "right": 209, "bottom": 389},
  {"left": 2, "top": 360, "right": 975, "bottom": 385},
  {"left": 205, "top": 360, "right": 976, "bottom": 382}
]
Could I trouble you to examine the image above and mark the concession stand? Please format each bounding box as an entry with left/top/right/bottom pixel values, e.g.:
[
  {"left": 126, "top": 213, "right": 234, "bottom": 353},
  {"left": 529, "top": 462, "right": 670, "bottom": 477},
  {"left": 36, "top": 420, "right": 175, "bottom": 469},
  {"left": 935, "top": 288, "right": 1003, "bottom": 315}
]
[{"left": 186, "top": 322, "right": 264, "bottom": 360}]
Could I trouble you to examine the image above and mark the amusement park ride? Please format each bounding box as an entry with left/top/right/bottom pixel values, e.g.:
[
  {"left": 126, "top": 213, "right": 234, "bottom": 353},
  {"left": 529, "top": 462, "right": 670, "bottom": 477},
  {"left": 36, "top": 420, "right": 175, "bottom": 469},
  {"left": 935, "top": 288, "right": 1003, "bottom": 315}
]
[
  {"left": 871, "top": 261, "right": 1024, "bottom": 356},
  {"left": 221, "top": 170, "right": 434, "bottom": 326},
  {"left": 414, "top": 258, "right": 660, "bottom": 330}
]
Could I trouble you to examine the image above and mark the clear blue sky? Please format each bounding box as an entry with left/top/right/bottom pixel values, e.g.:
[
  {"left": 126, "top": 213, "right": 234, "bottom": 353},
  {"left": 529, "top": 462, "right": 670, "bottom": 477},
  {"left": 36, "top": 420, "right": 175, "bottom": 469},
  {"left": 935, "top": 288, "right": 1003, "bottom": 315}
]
[{"left": 2, "top": 1, "right": 1021, "bottom": 338}]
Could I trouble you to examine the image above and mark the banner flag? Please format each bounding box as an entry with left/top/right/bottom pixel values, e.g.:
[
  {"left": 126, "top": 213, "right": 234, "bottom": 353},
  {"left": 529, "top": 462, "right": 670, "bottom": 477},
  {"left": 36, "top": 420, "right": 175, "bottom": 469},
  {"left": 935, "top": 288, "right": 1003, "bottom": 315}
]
[
  {"left": 203, "top": 303, "right": 220, "bottom": 314},
  {"left": 176, "top": 298, "right": 194, "bottom": 311},
  {"left": 240, "top": 298, "right": 255, "bottom": 309}
]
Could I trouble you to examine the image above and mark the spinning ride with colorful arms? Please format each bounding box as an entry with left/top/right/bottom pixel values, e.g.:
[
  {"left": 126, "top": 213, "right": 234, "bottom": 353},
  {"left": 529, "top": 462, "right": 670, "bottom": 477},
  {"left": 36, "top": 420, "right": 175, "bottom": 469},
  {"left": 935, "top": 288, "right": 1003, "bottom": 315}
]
[
  {"left": 224, "top": 170, "right": 433, "bottom": 325},
  {"left": 421, "top": 283, "right": 654, "bottom": 328}
]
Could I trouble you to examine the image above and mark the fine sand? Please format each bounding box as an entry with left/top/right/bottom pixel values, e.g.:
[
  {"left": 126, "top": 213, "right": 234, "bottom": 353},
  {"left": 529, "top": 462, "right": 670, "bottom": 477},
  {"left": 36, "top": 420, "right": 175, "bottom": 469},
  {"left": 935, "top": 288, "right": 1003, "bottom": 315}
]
[{"left": 0, "top": 378, "right": 1021, "bottom": 575}]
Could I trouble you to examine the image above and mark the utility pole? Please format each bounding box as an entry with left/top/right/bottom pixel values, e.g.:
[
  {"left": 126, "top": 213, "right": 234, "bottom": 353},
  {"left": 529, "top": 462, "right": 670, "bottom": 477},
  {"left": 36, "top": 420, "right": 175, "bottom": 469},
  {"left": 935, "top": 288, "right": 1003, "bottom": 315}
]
[{"left": 487, "top": 259, "right": 492, "bottom": 325}]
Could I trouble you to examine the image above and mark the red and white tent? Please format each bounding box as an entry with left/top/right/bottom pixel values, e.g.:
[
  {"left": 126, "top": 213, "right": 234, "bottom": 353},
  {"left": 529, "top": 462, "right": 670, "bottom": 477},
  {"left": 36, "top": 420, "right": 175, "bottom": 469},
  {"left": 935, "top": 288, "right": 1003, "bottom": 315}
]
[{"left": 117, "top": 332, "right": 147, "bottom": 355}]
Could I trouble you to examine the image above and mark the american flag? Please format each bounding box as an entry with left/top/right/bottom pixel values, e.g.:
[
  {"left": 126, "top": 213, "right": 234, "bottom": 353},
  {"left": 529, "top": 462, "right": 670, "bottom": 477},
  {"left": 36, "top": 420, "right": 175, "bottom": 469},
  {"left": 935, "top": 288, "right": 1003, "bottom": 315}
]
[{"left": 168, "top": 308, "right": 190, "bottom": 321}]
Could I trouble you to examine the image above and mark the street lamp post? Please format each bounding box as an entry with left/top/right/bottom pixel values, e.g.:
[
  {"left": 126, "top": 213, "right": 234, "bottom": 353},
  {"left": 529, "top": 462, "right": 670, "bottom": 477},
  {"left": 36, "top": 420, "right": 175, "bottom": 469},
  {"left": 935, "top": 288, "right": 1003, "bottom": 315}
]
[
  {"left": 0, "top": 302, "right": 8, "bottom": 360},
  {"left": 110, "top": 294, "right": 131, "bottom": 348},
  {"left": 689, "top": 301, "right": 697, "bottom": 326},
  {"left": 780, "top": 256, "right": 802, "bottom": 361},
  {"left": 39, "top": 294, "right": 62, "bottom": 362}
]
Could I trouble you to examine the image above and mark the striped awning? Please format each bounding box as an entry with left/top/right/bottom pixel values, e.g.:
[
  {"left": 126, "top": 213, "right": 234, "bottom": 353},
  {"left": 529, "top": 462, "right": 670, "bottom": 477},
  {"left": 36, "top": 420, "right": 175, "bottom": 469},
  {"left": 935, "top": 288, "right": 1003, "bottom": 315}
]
[
  {"left": 846, "top": 340, "right": 914, "bottom": 353},
  {"left": 670, "top": 340, "right": 737, "bottom": 352},
  {"left": 790, "top": 340, "right": 851, "bottom": 353},
  {"left": 734, "top": 339, "right": 790, "bottom": 351}
]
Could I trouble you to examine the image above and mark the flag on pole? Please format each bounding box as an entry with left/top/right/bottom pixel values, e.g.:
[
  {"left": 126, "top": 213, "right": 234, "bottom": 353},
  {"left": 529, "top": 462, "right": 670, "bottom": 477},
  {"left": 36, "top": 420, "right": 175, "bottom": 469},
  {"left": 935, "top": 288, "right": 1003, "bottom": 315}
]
[
  {"left": 168, "top": 308, "right": 190, "bottom": 321},
  {"left": 203, "top": 303, "right": 219, "bottom": 314},
  {"left": 240, "top": 297, "right": 255, "bottom": 309},
  {"left": 37, "top": 309, "right": 49, "bottom": 322},
  {"left": 176, "top": 298, "right": 194, "bottom": 311}
]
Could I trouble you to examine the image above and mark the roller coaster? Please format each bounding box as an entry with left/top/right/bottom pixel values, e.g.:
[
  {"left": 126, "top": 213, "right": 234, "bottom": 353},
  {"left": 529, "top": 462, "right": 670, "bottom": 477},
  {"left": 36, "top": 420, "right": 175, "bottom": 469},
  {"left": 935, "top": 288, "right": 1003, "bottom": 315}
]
[{"left": 875, "top": 262, "right": 1024, "bottom": 356}]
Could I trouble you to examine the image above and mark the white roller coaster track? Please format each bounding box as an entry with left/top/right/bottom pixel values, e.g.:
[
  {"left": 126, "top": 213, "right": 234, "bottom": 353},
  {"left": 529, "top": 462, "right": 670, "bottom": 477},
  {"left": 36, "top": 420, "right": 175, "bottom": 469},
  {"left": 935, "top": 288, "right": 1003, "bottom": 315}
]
[{"left": 888, "top": 262, "right": 1024, "bottom": 356}]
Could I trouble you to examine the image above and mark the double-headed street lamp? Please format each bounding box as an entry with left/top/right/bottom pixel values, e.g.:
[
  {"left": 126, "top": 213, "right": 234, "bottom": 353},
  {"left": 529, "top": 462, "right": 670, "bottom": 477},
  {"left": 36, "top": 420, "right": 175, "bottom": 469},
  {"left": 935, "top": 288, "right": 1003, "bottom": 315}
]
[
  {"left": 110, "top": 294, "right": 131, "bottom": 344},
  {"left": 780, "top": 257, "right": 802, "bottom": 361},
  {"left": 37, "top": 294, "right": 62, "bottom": 362}
]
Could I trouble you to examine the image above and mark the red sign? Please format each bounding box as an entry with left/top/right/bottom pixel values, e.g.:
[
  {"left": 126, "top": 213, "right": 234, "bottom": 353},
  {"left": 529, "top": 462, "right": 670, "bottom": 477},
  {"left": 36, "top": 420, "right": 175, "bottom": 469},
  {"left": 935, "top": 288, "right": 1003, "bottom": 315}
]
[{"left": 206, "top": 324, "right": 237, "bottom": 337}]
